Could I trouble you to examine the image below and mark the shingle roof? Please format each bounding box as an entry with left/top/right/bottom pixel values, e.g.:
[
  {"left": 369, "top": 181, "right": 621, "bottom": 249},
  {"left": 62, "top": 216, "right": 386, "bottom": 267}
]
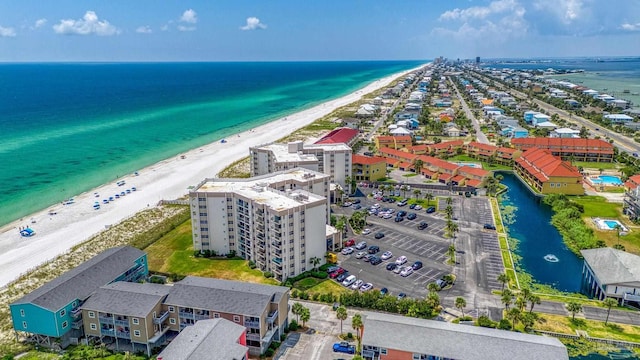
[
  {"left": 516, "top": 148, "right": 581, "bottom": 181},
  {"left": 352, "top": 154, "right": 386, "bottom": 166},
  {"left": 80, "top": 282, "right": 170, "bottom": 318},
  {"left": 362, "top": 312, "right": 568, "bottom": 360},
  {"left": 581, "top": 248, "right": 640, "bottom": 286},
  {"left": 314, "top": 127, "right": 359, "bottom": 145},
  {"left": 157, "top": 318, "right": 247, "bottom": 360},
  {"left": 11, "top": 246, "right": 145, "bottom": 311},
  {"left": 511, "top": 138, "right": 614, "bottom": 152},
  {"left": 164, "top": 277, "right": 288, "bottom": 317}
]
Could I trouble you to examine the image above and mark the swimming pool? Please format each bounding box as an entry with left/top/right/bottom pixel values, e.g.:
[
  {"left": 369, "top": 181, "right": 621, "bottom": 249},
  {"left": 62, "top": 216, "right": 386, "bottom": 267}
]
[
  {"left": 594, "top": 218, "right": 627, "bottom": 232},
  {"left": 455, "top": 162, "right": 482, "bottom": 169},
  {"left": 590, "top": 175, "right": 623, "bottom": 186}
]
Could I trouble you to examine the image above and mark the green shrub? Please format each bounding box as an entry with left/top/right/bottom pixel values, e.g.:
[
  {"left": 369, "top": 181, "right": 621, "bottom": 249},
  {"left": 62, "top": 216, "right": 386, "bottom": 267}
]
[
  {"left": 289, "top": 320, "right": 299, "bottom": 331},
  {"left": 319, "top": 263, "right": 332, "bottom": 272},
  {"left": 498, "top": 319, "right": 512, "bottom": 330},
  {"left": 264, "top": 272, "right": 274, "bottom": 278},
  {"left": 265, "top": 348, "right": 275, "bottom": 357},
  {"left": 476, "top": 315, "right": 496, "bottom": 328},
  {"left": 347, "top": 332, "right": 353, "bottom": 339},
  {"left": 291, "top": 289, "right": 299, "bottom": 298},
  {"left": 248, "top": 260, "right": 257, "bottom": 269}
]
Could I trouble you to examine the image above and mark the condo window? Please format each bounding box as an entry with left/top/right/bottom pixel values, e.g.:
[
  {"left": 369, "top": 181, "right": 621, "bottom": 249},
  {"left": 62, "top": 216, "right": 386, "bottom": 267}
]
[
  {"left": 170, "top": 318, "right": 176, "bottom": 324},
  {"left": 60, "top": 309, "right": 66, "bottom": 317},
  {"left": 233, "top": 315, "right": 240, "bottom": 323},
  {"left": 88, "top": 311, "right": 95, "bottom": 318},
  {"left": 134, "top": 330, "right": 141, "bottom": 337},
  {"left": 62, "top": 321, "right": 68, "bottom": 329},
  {"left": 381, "top": 348, "right": 387, "bottom": 355},
  {"left": 20, "top": 309, "right": 24, "bottom": 317},
  {"left": 169, "top": 306, "right": 175, "bottom": 313},
  {"left": 90, "top": 323, "right": 97, "bottom": 330},
  {"left": 214, "top": 313, "right": 220, "bottom": 318},
  {"left": 132, "top": 318, "right": 139, "bottom": 325},
  {"left": 22, "top": 321, "right": 27, "bottom": 329}
]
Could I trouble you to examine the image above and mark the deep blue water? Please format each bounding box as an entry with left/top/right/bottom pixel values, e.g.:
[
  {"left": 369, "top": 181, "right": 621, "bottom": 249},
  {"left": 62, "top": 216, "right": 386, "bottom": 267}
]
[
  {"left": 0, "top": 61, "right": 424, "bottom": 226},
  {"left": 499, "top": 172, "right": 583, "bottom": 292},
  {"left": 481, "top": 57, "right": 640, "bottom": 78}
]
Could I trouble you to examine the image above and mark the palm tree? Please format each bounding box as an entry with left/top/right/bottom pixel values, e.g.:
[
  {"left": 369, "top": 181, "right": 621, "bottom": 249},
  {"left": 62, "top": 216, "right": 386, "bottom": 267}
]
[
  {"left": 444, "top": 205, "right": 454, "bottom": 219},
  {"left": 425, "top": 192, "right": 434, "bottom": 206},
  {"left": 446, "top": 220, "right": 459, "bottom": 239},
  {"left": 400, "top": 185, "right": 410, "bottom": 198},
  {"left": 345, "top": 175, "right": 353, "bottom": 195},
  {"left": 447, "top": 244, "right": 456, "bottom": 264},
  {"left": 501, "top": 289, "right": 513, "bottom": 310},
  {"left": 300, "top": 306, "right": 310, "bottom": 328},
  {"left": 603, "top": 298, "right": 618, "bottom": 325},
  {"left": 336, "top": 306, "right": 348, "bottom": 335},
  {"left": 427, "top": 291, "right": 441, "bottom": 309},
  {"left": 507, "top": 308, "right": 521, "bottom": 330},
  {"left": 292, "top": 302, "right": 304, "bottom": 323},
  {"left": 413, "top": 158, "right": 424, "bottom": 175},
  {"left": 515, "top": 296, "right": 527, "bottom": 312},
  {"left": 455, "top": 297, "right": 467, "bottom": 317},
  {"left": 614, "top": 224, "right": 622, "bottom": 247},
  {"left": 413, "top": 189, "right": 422, "bottom": 200},
  {"left": 352, "top": 313, "right": 364, "bottom": 354},
  {"left": 427, "top": 282, "right": 440, "bottom": 292},
  {"left": 528, "top": 294, "right": 541, "bottom": 314},
  {"left": 446, "top": 196, "right": 453, "bottom": 206},
  {"left": 497, "top": 273, "right": 509, "bottom": 291},
  {"left": 566, "top": 301, "right": 582, "bottom": 320},
  {"left": 310, "top": 256, "right": 321, "bottom": 271}
]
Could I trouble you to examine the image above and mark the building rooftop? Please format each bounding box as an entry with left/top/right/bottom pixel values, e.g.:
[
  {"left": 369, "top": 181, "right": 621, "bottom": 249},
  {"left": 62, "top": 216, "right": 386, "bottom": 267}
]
[
  {"left": 254, "top": 143, "right": 318, "bottom": 164},
  {"left": 581, "top": 248, "right": 640, "bottom": 286},
  {"left": 516, "top": 148, "right": 582, "bottom": 181},
  {"left": 164, "top": 276, "right": 289, "bottom": 318},
  {"left": 157, "top": 318, "right": 247, "bottom": 360},
  {"left": 362, "top": 312, "right": 568, "bottom": 360},
  {"left": 11, "top": 246, "right": 145, "bottom": 312},
  {"left": 314, "top": 127, "right": 359, "bottom": 145},
  {"left": 511, "top": 137, "right": 614, "bottom": 151},
  {"left": 81, "top": 282, "right": 171, "bottom": 318},
  {"left": 352, "top": 154, "right": 387, "bottom": 165}
]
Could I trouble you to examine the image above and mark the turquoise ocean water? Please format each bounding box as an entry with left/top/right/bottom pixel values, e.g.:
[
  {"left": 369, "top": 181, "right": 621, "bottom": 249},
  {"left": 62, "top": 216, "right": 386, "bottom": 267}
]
[{"left": 0, "top": 61, "right": 423, "bottom": 227}]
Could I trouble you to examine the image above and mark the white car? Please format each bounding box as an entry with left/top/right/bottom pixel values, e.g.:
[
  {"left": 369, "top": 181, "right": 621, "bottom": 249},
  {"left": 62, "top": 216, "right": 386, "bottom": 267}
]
[
  {"left": 395, "top": 256, "right": 408, "bottom": 265},
  {"left": 400, "top": 267, "right": 414, "bottom": 277},
  {"left": 378, "top": 212, "right": 386, "bottom": 218},
  {"left": 342, "top": 275, "right": 357, "bottom": 287},
  {"left": 414, "top": 205, "right": 422, "bottom": 210},
  {"left": 341, "top": 247, "right": 354, "bottom": 255},
  {"left": 362, "top": 228, "right": 372, "bottom": 235},
  {"left": 359, "top": 282, "right": 373, "bottom": 291},
  {"left": 381, "top": 251, "right": 393, "bottom": 260},
  {"left": 383, "top": 213, "right": 393, "bottom": 219},
  {"left": 343, "top": 202, "right": 353, "bottom": 207},
  {"left": 355, "top": 251, "right": 367, "bottom": 259},
  {"left": 371, "top": 203, "right": 381, "bottom": 209},
  {"left": 351, "top": 279, "right": 364, "bottom": 290},
  {"left": 393, "top": 265, "right": 403, "bottom": 274}
]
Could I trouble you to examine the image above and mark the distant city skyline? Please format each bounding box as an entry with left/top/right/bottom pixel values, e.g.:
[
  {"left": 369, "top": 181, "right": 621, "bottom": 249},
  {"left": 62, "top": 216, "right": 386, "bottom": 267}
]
[{"left": 0, "top": 0, "right": 639, "bottom": 62}]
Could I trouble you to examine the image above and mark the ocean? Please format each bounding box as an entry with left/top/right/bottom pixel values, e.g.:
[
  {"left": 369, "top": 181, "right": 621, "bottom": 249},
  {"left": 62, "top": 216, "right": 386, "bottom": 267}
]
[
  {"left": 0, "top": 61, "right": 423, "bottom": 227},
  {"left": 482, "top": 57, "right": 640, "bottom": 108}
]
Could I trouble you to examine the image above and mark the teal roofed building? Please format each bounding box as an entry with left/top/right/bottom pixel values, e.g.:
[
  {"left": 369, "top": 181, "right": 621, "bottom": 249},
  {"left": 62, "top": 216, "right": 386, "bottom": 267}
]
[{"left": 9, "top": 246, "right": 148, "bottom": 349}]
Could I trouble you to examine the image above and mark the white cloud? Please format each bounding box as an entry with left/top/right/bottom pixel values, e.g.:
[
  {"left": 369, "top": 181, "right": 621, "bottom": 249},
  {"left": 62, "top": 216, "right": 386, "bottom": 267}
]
[
  {"left": 0, "top": 26, "right": 16, "bottom": 37},
  {"left": 177, "top": 25, "right": 196, "bottom": 32},
  {"left": 161, "top": 24, "right": 169, "bottom": 31},
  {"left": 180, "top": 9, "right": 197, "bottom": 24},
  {"left": 240, "top": 17, "right": 267, "bottom": 31},
  {"left": 439, "top": 0, "right": 519, "bottom": 21},
  {"left": 621, "top": 22, "right": 640, "bottom": 31},
  {"left": 136, "top": 26, "right": 152, "bottom": 34},
  {"left": 34, "top": 18, "right": 47, "bottom": 28},
  {"left": 533, "top": 0, "right": 585, "bottom": 25},
  {"left": 53, "top": 11, "right": 120, "bottom": 36}
]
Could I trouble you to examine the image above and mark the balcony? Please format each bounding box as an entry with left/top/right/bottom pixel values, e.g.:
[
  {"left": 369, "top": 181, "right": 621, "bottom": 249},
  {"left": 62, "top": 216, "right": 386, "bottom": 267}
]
[
  {"left": 195, "top": 313, "right": 210, "bottom": 321},
  {"left": 179, "top": 311, "right": 195, "bottom": 320},
  {"left": 246, "top": 333, "right": 261, "bottom": 342},
  {"left": 267, "top": 310, "right": 278, "bottom": 324},
  {"left": 153, "top": 311, "right": 169, "bottom": 325},
  {"left": 100, "top": 328, "right": 129, "bottom": 339},
  {"left": 272, "top": 257, "right": 282, "bottom": 265},
  {"left": 99, "top": 316, "right": 128, "bottom": 327},
  {"left": 244, "top": 319, "right": 260, "bottom": 328},
  {"left": 179, "top": 322, "right": 193, "bottom": 331},
  {"left": 71, "top": 319, "right": 83, "bottom": 330},
  {"left": 71, "top": 307, "right": 82, "bottom": 319}
]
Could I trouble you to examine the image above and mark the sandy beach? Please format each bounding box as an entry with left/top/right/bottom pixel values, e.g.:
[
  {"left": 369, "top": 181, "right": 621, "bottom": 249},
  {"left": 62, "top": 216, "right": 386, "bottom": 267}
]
[{"left": 0, "top": 64, "right": 425, "bottom": 288}]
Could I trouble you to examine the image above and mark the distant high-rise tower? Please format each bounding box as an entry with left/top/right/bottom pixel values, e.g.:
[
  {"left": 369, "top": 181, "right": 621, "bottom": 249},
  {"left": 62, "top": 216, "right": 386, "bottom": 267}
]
[{"left": 476, "top": 56, "right": 480, "bottom": 64}]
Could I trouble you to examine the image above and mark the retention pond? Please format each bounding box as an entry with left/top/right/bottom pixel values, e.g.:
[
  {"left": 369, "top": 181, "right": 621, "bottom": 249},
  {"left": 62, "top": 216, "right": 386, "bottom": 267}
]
[{"left": 499, "top": 173, "right": 583, "bottom": 292}]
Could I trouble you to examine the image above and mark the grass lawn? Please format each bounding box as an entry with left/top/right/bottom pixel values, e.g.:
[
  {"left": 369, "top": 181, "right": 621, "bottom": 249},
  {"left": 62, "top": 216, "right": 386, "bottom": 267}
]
[
  {"left": 294, "top": 277, "right": 325, "bottom": 291},
  {"left": 403, "top": 173, "right": 418, "bottom": 177},
  {"left": 17, "top": 352, "right": 60, "bottom": 360},
  {"left": 448, "top": 154, "right": 512, "bottom": 171},
  {"left": 573, "top": 196, "right": 621, "bottom": 218},
  {"left": 145, "top": 219, "right": 278, "bottom": 285},
  {"left": 575, "top": 161, "right": 620, "bottom": 170},
  {"left": 308, "top": 279, "right": 350, "bottom": 296},
  {"left": 535, "top": 313, "right": 640, "bottom": 343}
]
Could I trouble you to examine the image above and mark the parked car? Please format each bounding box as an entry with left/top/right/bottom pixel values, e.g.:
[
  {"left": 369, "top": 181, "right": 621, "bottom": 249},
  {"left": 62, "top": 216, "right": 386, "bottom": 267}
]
[
  {"left": 351, "top": 204, "right": 362, "bottom": 210},
  {"left": 327, "top": 265, "right": 340, "bottom": 273},
  {"left": 394, "top": 216, "right": 404, "bottom": 222},
  {"left": 381, "top": 251, "right": 393, "bottom": 260},
  {"left": 352, "top": 199, "right": 361, "bottom": 204},
  {"left": 407, "top": 212, "right": 417, "bottom": 220},
  {"left": 363, "top": 254, "right": 373, "bottom": 262},
  {"left": 341, "top": 247, "right": 354, "bottom": 255},
  {"left": 342, "top": 275, "right": 357, "bottom": 286},
  {"left": 333, "top": 342, "right": 356, "bottom": 354},
  {"left": 409, "top": 203, "right": 416, "bottom": 209},
  {"left": 359, "top": 282, "right": 373, "bottom": 291},
  {"left": 383, "top": 213, "right": 393, "bottom": 219},
  {"left": 397, "top": 200, "right": 408, "bottom": 207},
  {"left": 355, "top": 241, "right": 367, "bottom": 250},
  {"left": 351, "top": 279, "right": 364, "bottom": 290},
  {"left": 380, "top": 287, "right": 389, "bottom": 296},
  {"left": 484, "top": 223, "right": 497, "bottom": 230},
  {"left": 375, "top": 232, "right": 385, "bottom": 239},
  {"left": 370, "top": 256, "right": 382, "bottom": 265},
  {"left": 414, "top": 205, "right": 422, "bottom": 210},
  {"left": 362, "top": 228, "right": 372, "bottom": 235},
  {"left": 368, "top": 245, "right": 380, "bottom": 254},
  {"left": 397, "top": 292, "right": 407, "bottom": 300},
  {"left": 412, "top": 261, "right": 423, "bottom": 270},
  {"left": 329, "top": 268, "right": 345, "bottom": 278},
  {"left": 395, "top": 255, "right": 408, "bottom": 265},
  {"left": 336, "top": 272, "right": 349, "bottom": 282},
  {"left": 426, "top": 206, "right": 436, "bottom": 213},
  {"left": 355, "top": 251, "right": 367, "bottom": 259},
  {"left": 400, "top": 267, "right": 414, "bottom": 277},
  {"left": 342, "top": 202, "right": 352, "bottom": 207},
  {"left": 393, "top": 265, "right": 403, "bottom": 274},
  {"left": 344, "top": 239, "right": 356, "bottom": 247},
  {"left": 397, "top": 210, "right": 407, "bottom": 217},
  {"left": 417, "top": 221, "right": 428, "bottom": 230},
  {"left": 386, "top": 263, "right": 397, "bottom": 271}
]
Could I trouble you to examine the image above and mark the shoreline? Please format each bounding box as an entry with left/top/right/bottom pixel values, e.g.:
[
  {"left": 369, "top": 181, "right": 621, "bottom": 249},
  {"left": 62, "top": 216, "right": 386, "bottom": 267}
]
[{"left": 0, "top": 63, "right": 428, "bottom": 288}]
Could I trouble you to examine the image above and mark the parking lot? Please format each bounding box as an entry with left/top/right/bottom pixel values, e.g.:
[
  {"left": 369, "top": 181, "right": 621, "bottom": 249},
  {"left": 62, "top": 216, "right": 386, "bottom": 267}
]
[{"left": 331, "top": 187, "right": 505, "bottom": 306}]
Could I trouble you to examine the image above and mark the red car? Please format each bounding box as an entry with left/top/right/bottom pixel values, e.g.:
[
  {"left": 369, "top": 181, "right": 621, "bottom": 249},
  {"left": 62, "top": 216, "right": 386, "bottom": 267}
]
[
  {"left": 344, "top": 239, "right": 356, "bottom": 247},
  {"left": 329, "top": 268, "right": 345, "bottom": 278}
]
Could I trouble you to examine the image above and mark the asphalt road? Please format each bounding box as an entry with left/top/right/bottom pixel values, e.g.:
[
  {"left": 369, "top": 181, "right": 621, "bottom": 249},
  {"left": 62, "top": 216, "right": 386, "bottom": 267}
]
[{"left": 449, "top": 76, "right": 490, "bottom": 144}]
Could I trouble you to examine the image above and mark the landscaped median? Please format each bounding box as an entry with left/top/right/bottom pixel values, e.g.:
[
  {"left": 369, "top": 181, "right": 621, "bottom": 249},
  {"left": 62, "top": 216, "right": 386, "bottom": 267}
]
[{"left": 490, "top": 197, "right": 518, "bottom": 289}]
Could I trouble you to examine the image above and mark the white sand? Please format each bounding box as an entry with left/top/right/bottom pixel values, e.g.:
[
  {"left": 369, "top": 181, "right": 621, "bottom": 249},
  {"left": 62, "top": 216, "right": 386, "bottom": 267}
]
[{"left": 0, "top": 64, "right": 425, "bottom": 288}]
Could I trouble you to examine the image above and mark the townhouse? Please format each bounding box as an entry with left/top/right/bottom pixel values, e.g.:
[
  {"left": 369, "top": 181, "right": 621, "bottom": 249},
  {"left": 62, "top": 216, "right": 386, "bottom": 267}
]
[
  {"left": 514, "top": 148, "right": 583, "bottom": 195},
  {"left": 189, "top": 169, "right": 334, "bottom": 282},
  {"left": 10, "top": 246, "right": 148, "bottom": 349},
  {"left": 464, "top": 141, "right": 520, "bottom": 166},
  {"left": 352, "top": 154, "right": 387, "bottom": 182},
  {"left": 511, "top": 138, "right": 614, "bottom": 163},
  {"left": 374, "top": 135, "right": 412, "bottom": 150}
]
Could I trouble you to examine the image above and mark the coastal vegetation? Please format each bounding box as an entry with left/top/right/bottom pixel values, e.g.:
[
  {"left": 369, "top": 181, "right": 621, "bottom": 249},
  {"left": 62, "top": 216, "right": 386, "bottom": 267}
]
[{"left": 542, "top": 194, "right": 601, "bottom": 255}]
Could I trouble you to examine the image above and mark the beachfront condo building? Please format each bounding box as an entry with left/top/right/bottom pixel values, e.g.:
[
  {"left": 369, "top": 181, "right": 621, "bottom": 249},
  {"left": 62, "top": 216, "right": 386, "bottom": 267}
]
[
  {"left": 250, "top": 141, "right": 352, "bottom": 193},
  {"left": 189, "top": 168, "right": 335, "bottom": 282},
  {"left": 360, "top": 312, "right": 569, "bottom": 360},
  {"left": 514, "top": 148, "right": 584, "bottom": 195},
  {"left": 511, "top": 138, "right": 614, "bottom": 163},
  {"left": 9, "top": 246, "right": 148, "bottom": 349},
  {"left": 581, "top": 248, "right": 640, "bottom": 306}
]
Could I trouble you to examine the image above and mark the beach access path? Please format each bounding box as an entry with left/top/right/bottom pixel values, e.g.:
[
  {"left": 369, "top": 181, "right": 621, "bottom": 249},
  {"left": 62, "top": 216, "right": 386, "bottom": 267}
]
[{"left": 0, "top": 64, "right": 426, "bottom": 289}]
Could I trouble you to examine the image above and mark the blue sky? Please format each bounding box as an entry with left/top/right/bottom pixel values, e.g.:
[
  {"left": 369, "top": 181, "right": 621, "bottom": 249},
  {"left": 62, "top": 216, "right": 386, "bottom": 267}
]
[{"left": 0, "top": 0, "right": 639, "bottom": 61}]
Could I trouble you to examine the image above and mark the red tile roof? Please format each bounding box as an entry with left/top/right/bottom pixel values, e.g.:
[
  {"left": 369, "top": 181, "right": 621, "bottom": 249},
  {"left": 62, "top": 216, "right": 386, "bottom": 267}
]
[
  {"left": 458, "top": 166, "right": 490, "bottom": 178},
  {"left": 398, "top": 162, "right": 414, "bottom": 170},
  {"left": 421, "top": 169, "right": 436, "bottom": 177},
  {"left": 352, "top": 154, "right": 386, "bottom": 166},
  {"left": 467, "top": 141, "right": 498, "bottom": 152},
  {"left": 516, "top": 148, "right": 582, "bottom": 182},
  {"left": 408, "top": 144, "right": 430, "bottom": 153},
  {"left": 379, "top": 147, "right": 418, "bottom": 161},
  {"left": 315, "top": 127, "right": 359, "bottom": 144},
  {"left": 377, "top": 135, "right": 412, "bottom": 142},
  {"left": 385, "top": 158, "right": 399, "bottom": 166},
  {"left": 452, "top": 175, "right": 465, "bottom": 183},
  {"left": 430, "top": 140, "right": 464, "bottom": 150},
  {"left": 439, "top": 173, "right": 452, "bottom": 181},
  {"left": 466, "top": 179, "right": 482, "bottom": 187},
  {"left": 625, "top": 174, "right": 640, "bottom": 190},
  {"left": 511, "top": 138, "right": 614, "bottom": 152}
]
